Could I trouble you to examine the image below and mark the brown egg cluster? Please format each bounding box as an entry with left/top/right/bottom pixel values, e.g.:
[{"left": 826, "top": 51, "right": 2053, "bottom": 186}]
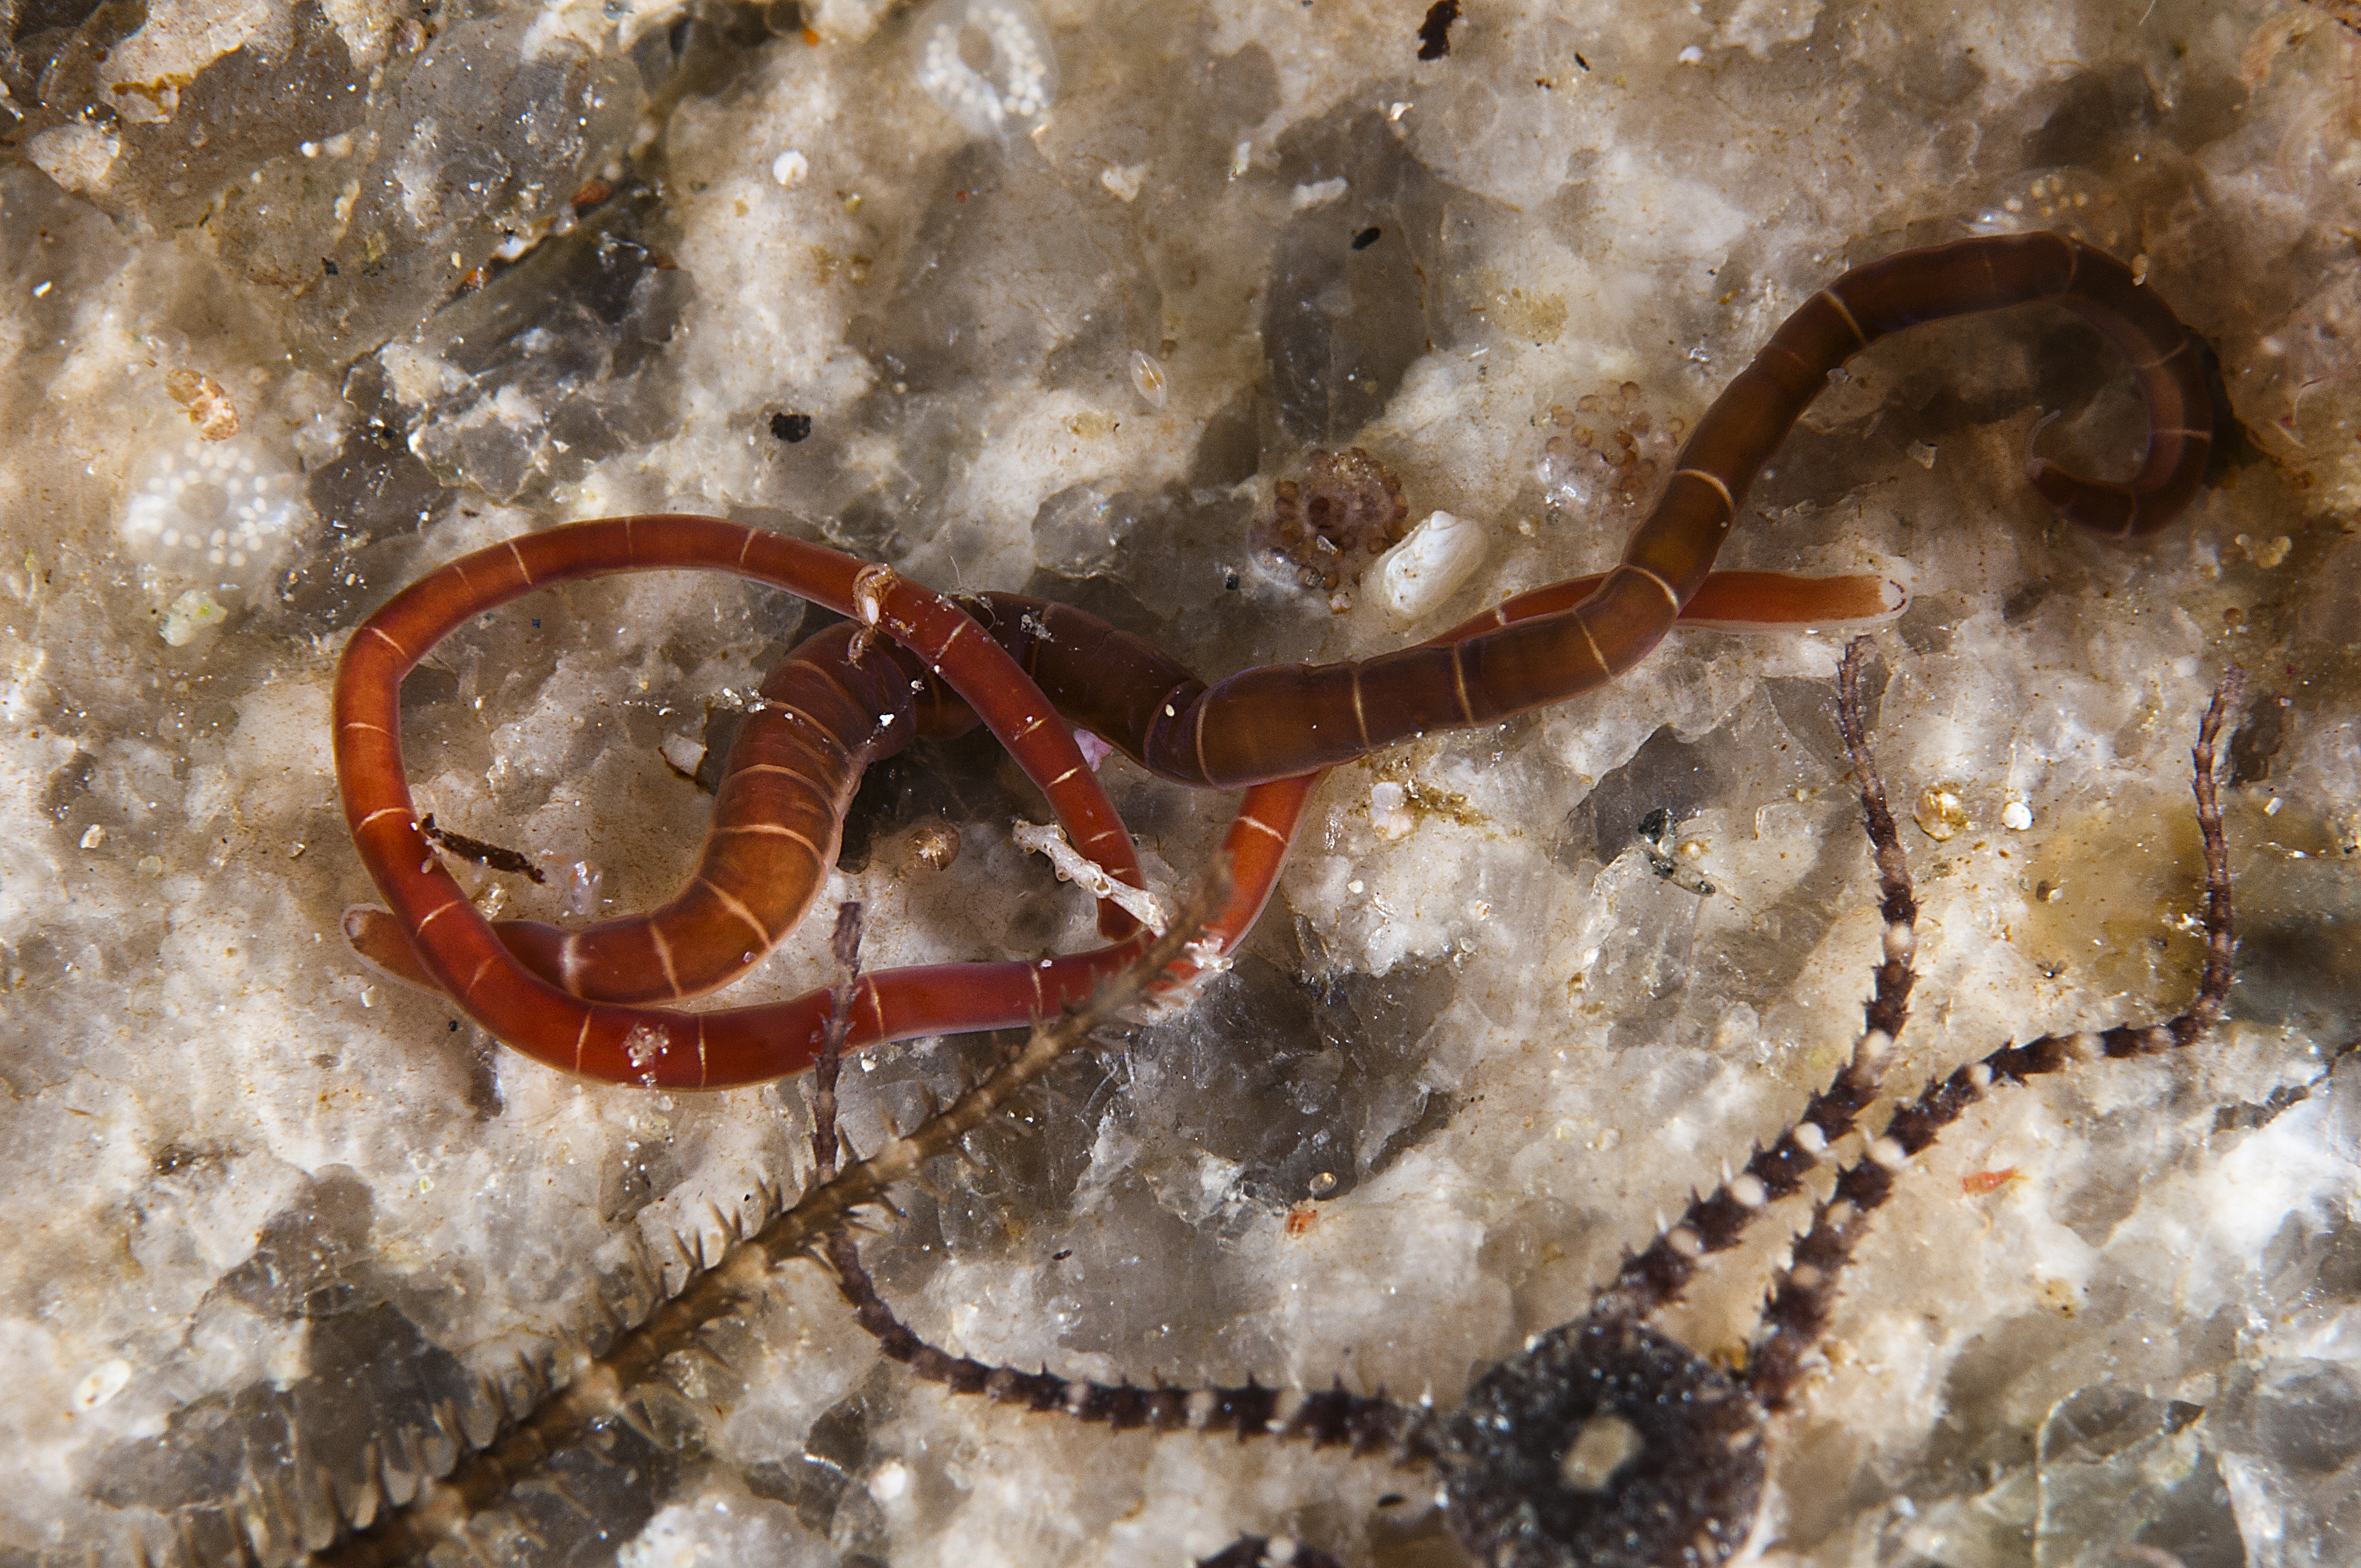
[
  {"left": 1541, "top": 382, "right": 1682, "bottom": 510},
  {"left": 1250, "top": 446, "right": 1411, "bottom": 593}
]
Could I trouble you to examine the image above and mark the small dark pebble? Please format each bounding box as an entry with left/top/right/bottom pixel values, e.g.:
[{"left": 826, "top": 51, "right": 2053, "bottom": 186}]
[
  {"left": 772, "top": 412, "right": 814, "bottom": 443},
  {"left": 1417, "top": 0, "right": 1460, "bottom": 59}
]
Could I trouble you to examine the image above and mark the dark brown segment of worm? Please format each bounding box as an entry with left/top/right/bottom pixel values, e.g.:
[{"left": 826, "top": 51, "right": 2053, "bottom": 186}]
[
  {"left": 1744, "top": 666, "right": 2244, "bottom": 1410},
  {"left": 962, "top": 595, "right": 1204, "bottom": 772},
  {"left": 1136, "top": 233, "right": 2217, "bottom": 788},
  {"left": 970, "top": 572, "right": 1898, "bottom": 775}
]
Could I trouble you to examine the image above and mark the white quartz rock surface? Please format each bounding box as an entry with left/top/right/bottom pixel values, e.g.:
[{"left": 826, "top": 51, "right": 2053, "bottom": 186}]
[{"left": 1, "top": 1, "right": 2357, "bottom": 1566}]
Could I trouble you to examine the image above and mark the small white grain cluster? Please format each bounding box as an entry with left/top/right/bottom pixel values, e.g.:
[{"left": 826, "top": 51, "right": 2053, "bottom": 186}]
[
  {"left": 120, "top": 433, "right": 311, "bottom": 595},
  {"left": 911, "top": 0, "right": 1056, "bottom": 139}
]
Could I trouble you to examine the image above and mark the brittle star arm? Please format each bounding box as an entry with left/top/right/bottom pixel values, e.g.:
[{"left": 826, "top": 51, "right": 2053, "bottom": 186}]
[
  {"left": 1431, "top": 665, "right": 2244, "bottom": 1568},
  {"left": 304, "top": 867, "right": 1233, "bottom": 1568},
  {"left": 1590, "top": 635, "right": 1919, "bottom": 1324},
  {"left": 787, "top": 656, "right": 2249, "bottom": 1568},
  {"left": 791, "top": 636, "right": 1925, "bottom": 1568},
  {"left": 1744, "top": 665, "right": 2244, "bottom": 1410}
]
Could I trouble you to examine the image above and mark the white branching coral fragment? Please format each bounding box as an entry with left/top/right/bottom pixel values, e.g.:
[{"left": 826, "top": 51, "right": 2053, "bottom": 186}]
[{"left": 1012, "top": 818, "right": 1171, "bottom": 933}]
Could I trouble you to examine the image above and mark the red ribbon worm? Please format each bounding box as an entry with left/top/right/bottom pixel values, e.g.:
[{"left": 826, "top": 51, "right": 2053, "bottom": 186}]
[{"left": 335, "top": 233, "right": 2218, "bottom": 1088}]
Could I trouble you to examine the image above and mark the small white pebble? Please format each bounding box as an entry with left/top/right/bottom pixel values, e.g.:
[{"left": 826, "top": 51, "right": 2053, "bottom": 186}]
[
  {"left": 1290, "top": 176, "right": 1348, "bottom": 211},
  {"left": 79, "top": 824, "right": 105, "bottom": 850},
  {"left": 1678, "top": 43, "right": 1705, "bottom": 63},
  {"left": 1098, "top": 162, "right": 1146, "bottom": 202},
  {"left": 2002, "top": 799, "right": 2033, "bottom": 831},
  {"left": 72, "top": 1359, "right": 133, "bottom": 1412},
  {"left": 160, "top": 588, "right": 227, "bottom": 645},
  {"left": 771, "top": 149, "right": 809, "bottom": 188}
]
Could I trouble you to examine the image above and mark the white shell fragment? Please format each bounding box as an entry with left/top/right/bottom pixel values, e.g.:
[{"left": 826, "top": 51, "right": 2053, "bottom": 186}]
[
  {"left": 1377, "top": 509, "right": 1486, "bottom": 620},
  {"left": 1129, "top": 350, "right": 1167, "bottom": 410}
]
